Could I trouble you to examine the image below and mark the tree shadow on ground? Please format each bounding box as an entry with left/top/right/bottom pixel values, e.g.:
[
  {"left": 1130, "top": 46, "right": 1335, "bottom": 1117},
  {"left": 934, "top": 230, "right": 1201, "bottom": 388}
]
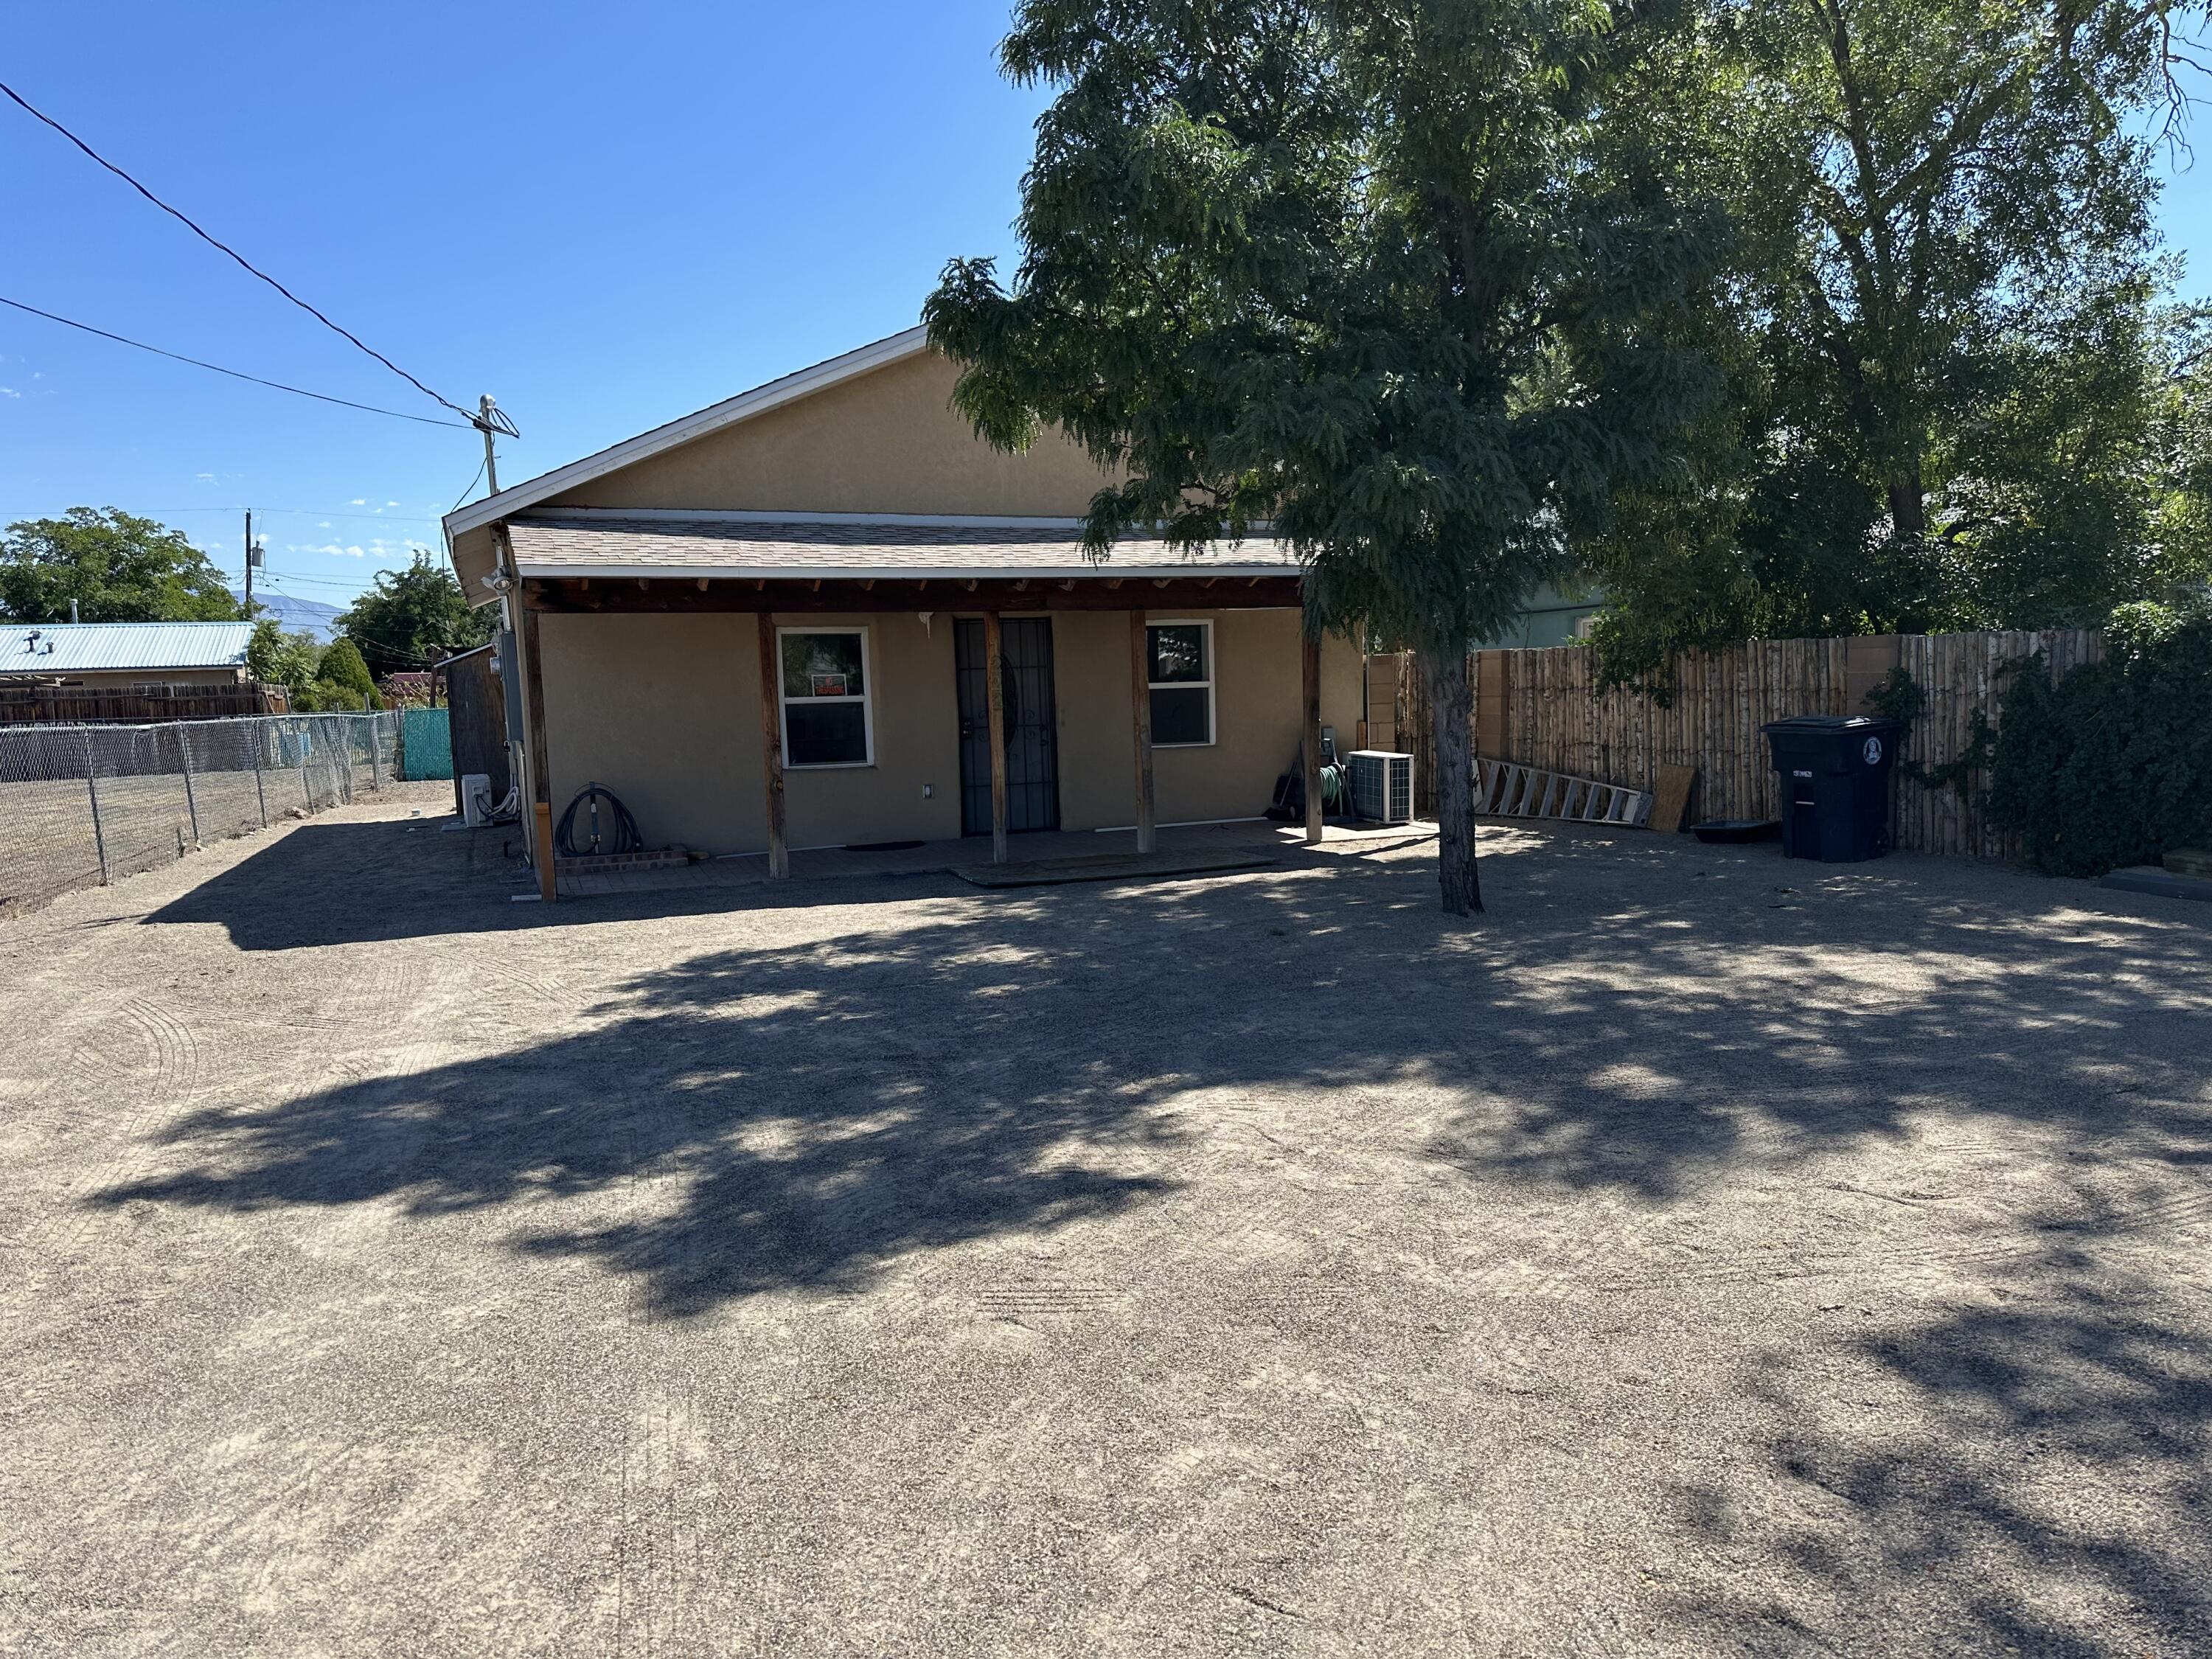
[
  {"left": 1663, "top": 1246, "right": 2212, "bottom": 1654},
  {"left": 100, "top": 824, "right": 2212, "bottom": 1320}
]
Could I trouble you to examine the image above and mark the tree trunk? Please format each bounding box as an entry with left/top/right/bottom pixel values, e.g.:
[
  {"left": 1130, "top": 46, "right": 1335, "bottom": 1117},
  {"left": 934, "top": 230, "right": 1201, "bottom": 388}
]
[
  {"left": 1888, "top": 470, "right": 1926, "bottom": 542},
  {"left": 1425, "top": 647, "right": 1482, "bottom": 917}
]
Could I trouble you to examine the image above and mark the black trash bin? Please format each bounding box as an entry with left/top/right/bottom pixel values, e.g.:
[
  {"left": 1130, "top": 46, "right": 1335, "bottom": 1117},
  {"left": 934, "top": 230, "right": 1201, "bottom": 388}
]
[{"left": 1760, "top": 714, "right": 1903, "bottom": 863}]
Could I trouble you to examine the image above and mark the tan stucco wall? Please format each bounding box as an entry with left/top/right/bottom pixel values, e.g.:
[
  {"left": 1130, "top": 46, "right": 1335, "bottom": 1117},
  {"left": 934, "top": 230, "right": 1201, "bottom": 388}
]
[
  {"left": 544, "top": 352, "right": 1117, "bottom": 518},
  {"left": 537, "top": 608, "right": 1365, "bottom": 856}
]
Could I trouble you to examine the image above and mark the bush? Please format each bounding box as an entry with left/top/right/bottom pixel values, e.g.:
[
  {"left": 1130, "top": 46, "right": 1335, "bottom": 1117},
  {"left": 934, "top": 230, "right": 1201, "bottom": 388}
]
[
  {"left": 1986, "top": 599, "right": 2212, "bottom": 875},
  {"left": 310, "top": 638, "right": 382, "bottom": 710}
]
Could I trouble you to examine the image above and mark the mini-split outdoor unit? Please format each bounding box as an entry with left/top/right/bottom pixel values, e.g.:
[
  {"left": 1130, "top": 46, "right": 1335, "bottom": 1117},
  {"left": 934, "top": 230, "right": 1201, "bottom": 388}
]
[{"left": 1348, "top": 750, "right": 1413, "bottom": 825}]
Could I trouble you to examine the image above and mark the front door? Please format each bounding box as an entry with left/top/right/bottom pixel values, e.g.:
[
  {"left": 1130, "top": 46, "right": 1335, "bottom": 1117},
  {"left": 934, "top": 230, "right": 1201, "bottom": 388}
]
[{"left": 956, "top": 617, "right": 1060, "bottom": 836}]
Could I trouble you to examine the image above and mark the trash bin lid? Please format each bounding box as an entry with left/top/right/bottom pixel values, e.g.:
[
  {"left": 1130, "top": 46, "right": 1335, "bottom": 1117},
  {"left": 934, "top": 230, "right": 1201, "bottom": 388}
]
[{"left": 1760, "top": 714, "right": 1902, "bottom": 734}]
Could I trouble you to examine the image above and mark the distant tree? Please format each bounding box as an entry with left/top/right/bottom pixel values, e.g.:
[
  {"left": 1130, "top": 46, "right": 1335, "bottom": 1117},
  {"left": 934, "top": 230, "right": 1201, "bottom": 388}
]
[
  {"left": 337, "top": 554, "right": 493, "bottom": 680},
  {"left": 0, "top": 507, "right": 245, "bottom": 624},
  {"left": 245, "top": 619, "right": 324, "bottom": 698},
  {"left": 927, "top": 0, "right": 1721, "bottom": 915},
  {"left": 1579, "top": 0, "right": 2197, "bottom": 681},
  {"left": 311, "top": 637, "right": 382, "bottom": 710}
]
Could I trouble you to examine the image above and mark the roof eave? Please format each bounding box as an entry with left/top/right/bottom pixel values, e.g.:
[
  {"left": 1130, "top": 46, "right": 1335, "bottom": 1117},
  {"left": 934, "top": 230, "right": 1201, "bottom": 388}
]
[{"left": 513, "top": 564, "right": 1300, "bottom": 583}]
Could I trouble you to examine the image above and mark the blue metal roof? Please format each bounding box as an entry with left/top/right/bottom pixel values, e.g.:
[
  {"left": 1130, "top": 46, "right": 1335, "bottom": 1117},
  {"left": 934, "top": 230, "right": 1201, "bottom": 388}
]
[{"left": 0, "top": 621, "right": 254, "bottom": 675}]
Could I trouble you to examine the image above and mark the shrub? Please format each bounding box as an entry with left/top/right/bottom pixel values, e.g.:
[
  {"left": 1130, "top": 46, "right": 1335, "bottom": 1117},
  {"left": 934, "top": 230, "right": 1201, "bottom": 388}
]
[{"left": 1986, "top": 599, "right": 2212, "bottom": 875}]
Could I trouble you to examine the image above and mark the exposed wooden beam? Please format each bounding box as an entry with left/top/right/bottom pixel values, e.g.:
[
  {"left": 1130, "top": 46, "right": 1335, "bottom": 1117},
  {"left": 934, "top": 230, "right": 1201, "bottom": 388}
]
[
  {"left": 1057, "top": 579, "right": 1075, "bottom": 591},
  {"left": 985, "top": 610, "right": 1009, "bottom": 865},
  {"left": 636, "top": 577, "right": 649, "bottom": 590},
  {"left": 757, "top": 611, "right": 788, "bottom": 878},
  {"left": 1106, "top": 577, "right": 1124, "bottom": 589},
  {"left": 695, "top": 577, "right": 709, "bottom": 591},
  {"left": 521, "top": 608, "right": 556, "bottom": 902},
  {"left": 1303, "top": 629, "right": 1323, "bottom": 846},
  {"left": 858, "top": 578, "right": 874, "bottom": 591},
  {"left": 1130, "top": 611, "right": 1155, "bottom": 855},
  {"left": 1012, "top": 579, "right": 1030, "bottom": 591}
]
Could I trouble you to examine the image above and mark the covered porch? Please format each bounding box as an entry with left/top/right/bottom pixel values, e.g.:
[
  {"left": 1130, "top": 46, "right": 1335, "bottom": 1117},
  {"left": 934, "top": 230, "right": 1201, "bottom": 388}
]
[{"left": 497, "top": 513, "right": 1345, "bottom": 900}]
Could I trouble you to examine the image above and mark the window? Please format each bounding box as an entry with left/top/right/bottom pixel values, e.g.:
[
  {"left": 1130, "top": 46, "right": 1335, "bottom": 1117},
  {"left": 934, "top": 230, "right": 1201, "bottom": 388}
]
[
  {"left": 1147, "top": 621, "right": 1214, "bottom": 747},
  {"left": 778, "top": 627, "right": 872, "bottom": 767}
]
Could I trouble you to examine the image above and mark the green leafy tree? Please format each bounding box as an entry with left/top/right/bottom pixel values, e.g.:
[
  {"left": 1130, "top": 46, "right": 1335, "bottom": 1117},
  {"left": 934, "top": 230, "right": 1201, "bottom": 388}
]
[
  {"left": 0, "top": 507, "right": 245, "bottom": 624},
  {"left": 1582, "top": 0, "right": 2194, "bottom": 681},
  {"left": 336, "top": 553, "right": 493, "bottom": 681},
  {"left": 927, "top": 0, "right": 1722, "bottom": 914},
  {"left": 312, "top": 636, "right": 382, "bottom": 710},
  {"left": 245, "top": 619, "right": 324, "bottom": 698}
]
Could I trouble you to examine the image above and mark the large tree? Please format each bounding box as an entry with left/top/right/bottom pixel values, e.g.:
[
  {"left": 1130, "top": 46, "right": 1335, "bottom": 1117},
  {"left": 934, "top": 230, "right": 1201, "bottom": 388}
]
[
  {"left": 928, "top": 0, "right": 1720, "bottom": 914},
  {"left": 336, "top": 553, "right": 494, "bottom": 681},
  {"left": 0, "top": 507, "right": 244, "bottom": 624},
  {"left": 1582, "top": 0, "right": 2197, "bottom": 680}
]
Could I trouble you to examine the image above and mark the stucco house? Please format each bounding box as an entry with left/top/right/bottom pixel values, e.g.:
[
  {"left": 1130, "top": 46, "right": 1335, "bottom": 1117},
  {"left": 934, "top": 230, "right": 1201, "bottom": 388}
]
[{"left": 443, "top": 327, "right": 1367, "bottom": 897}]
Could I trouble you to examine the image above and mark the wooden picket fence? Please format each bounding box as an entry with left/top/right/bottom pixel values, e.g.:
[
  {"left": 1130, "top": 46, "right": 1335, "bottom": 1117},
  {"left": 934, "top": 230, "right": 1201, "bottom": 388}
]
[{"left": 1382, "top": 627, "right": 2104, "bottom": 860}]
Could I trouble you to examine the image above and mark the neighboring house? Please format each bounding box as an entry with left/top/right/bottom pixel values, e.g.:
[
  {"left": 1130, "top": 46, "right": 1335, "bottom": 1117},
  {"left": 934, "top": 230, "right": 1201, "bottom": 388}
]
[
  {"left": 0, "top": 622, "right": 255, "bottom": 692},
  {"left": 1474, "top": 583, "right": 1603, "bottom": 650},
  {"left": 443, "top": 327, "right": 1369, "bottom": 879}
]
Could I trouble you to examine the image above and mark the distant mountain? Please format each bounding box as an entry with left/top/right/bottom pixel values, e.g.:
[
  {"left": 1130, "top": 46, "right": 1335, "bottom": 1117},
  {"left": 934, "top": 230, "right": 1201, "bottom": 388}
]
[{"left": 234, "top": 589, "right": 344, "bottom": 642}]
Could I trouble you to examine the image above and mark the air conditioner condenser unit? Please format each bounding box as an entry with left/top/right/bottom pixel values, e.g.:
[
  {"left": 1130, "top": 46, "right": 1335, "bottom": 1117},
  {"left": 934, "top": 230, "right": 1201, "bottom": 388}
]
[{"left": 1348, "top": 750, "right": 1413, "bottom": 824}]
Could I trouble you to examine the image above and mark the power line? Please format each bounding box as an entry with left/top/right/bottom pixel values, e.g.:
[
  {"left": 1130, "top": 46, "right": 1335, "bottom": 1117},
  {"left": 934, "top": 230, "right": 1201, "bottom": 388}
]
[
  {"left": 0, "top": 78, "right": 494, "bottom": 429},
  {"left": 451, "top": 456, "right": 488, "bottom": 512},
  {"left": 0, "top": 296, "right": 473, "bottom": 429}
]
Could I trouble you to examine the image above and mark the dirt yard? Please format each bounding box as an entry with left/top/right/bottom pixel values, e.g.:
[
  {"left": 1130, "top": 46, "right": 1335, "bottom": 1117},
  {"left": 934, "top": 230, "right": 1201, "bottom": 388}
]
[{"left": 3, "top": 795, "right": 2208, "bottom": 1657}]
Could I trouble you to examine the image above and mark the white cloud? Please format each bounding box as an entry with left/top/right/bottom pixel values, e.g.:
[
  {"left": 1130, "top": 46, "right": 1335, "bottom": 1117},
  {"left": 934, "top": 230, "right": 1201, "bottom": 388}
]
[
  {"left": 0, "top": 386, "right": 18, "bottom": 399},
  {"left": 403, "top": 538, "right": 432, "bottom": 553},
  {"left": 195, "top": 471, "right": 216, "bottom": 481},
  {"left": 317, "top": 521, "right": 331, "bottom": 529},
  {"left": 383, "top": 500, "right": 399, "bottom": 507},
  {"left": 348, "top": 498, "right": 366, "bottom": 507}
]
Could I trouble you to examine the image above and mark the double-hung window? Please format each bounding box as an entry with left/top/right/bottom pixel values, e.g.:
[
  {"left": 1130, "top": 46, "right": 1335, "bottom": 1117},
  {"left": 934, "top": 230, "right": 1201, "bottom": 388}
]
[
  {"left": 778, "top": 627, "right": 872, "bottom": 767},
  {"left": 1147, "top": 620, "right": 1214, "bottom": 747}
]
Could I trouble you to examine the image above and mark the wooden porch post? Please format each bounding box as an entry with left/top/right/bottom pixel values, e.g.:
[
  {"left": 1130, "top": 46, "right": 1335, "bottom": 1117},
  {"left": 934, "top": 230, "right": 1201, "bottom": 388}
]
[
  {"left": 1128, "top": 609, "right": 1155, "bottom": 853},
  {"left": 1302, "top": 629, "right": 1324, "bottom": 844},
  {"left": 984, "top": 610, "right": 1009, "bottom": 863},
  {"left": 521, "top": 606, "right": 557, "bottom": 902},
  {"left": 757, "top": 611, "right": 789, "bottom": 877}
]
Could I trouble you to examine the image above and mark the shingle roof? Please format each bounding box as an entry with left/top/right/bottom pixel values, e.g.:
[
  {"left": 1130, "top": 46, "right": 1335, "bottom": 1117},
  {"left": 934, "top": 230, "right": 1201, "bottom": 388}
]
[
  {"left": 504, "top": 514, "right": 1300, "bottom": 580},
  {"left": 0, "top": 621, "right": 254, "bottom": 675}
]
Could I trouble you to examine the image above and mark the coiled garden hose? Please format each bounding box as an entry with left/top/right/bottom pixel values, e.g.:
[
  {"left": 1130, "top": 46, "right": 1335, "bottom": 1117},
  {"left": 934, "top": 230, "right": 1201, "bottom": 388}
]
[{"left": 554, "top": 782, "right": 643, "bottom": 858}]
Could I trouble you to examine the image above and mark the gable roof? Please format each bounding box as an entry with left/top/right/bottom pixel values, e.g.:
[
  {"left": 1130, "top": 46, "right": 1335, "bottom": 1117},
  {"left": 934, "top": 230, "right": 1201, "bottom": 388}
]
[
  {"left": 504, "top": 512, "right": 1297, "bottom": 582},
  {"left": 0, "top": 621, "right": 254, "bottom": 676},
  {"left": 443, "top": 327, "right": 931, "bottom": 542}
]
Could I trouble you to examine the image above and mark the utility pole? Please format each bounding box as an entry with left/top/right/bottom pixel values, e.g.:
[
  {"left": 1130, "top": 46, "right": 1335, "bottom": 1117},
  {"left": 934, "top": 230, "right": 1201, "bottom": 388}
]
[
  {"left": 243, "top": 508, "right": 255, "bottom": 612},
  {"left": 477, "top": 394, "right": 506, "bottom": 495}
]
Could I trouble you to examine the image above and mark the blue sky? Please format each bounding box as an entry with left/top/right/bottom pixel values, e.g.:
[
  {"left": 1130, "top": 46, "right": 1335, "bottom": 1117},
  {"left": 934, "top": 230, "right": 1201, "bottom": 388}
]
[{"left": 4, "top": 3, "right": 2210, "bottom": 611}]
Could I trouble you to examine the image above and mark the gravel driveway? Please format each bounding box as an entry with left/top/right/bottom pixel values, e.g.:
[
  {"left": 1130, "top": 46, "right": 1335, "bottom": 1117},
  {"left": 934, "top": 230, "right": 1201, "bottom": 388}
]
[{"left": 4, "top": 795, "right": 2208, "bottom": 1657}]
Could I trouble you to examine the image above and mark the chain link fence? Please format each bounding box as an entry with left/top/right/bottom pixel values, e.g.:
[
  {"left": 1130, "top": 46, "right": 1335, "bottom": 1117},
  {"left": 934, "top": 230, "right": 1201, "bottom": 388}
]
[{"left": 0, "top": 712, "right": 403, "bottom": 919}]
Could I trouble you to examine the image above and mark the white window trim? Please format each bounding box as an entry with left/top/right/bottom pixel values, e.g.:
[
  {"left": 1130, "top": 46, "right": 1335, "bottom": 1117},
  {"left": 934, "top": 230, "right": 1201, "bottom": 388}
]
[
  {"left": 776, "top": 624, "right": 875, "bottom": 769},
  {"left": 1147, "top": 618, "right": 1216, "bottom": 749}
]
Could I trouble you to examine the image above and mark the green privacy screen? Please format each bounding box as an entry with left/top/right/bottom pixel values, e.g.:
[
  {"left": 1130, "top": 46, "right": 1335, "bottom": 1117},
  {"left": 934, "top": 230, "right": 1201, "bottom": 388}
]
[{"left": 400, "top": 707, "right": 454, "bottom": 780}]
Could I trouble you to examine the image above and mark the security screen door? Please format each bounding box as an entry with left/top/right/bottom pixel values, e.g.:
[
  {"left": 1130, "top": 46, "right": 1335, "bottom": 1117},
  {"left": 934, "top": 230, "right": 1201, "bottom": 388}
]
[{"left": 954, "top": 617, "right": 1060, "bottom": 835}]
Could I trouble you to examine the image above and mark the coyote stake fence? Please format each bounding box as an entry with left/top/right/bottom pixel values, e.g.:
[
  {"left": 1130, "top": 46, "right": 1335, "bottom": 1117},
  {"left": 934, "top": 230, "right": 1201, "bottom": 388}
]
[{"left": 1384, "top": 627, "right": 2102, "bottom": 860}]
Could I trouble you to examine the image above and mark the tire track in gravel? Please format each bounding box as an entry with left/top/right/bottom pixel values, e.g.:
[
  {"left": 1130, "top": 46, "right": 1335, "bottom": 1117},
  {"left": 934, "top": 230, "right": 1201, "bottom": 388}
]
[{"left": 9, "top": 995, "right": 206, "bottom": 1265}]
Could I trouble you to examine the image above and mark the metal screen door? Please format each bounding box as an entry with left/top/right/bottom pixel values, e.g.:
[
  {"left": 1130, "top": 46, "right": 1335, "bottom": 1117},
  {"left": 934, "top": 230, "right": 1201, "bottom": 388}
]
[{"left": 955, "top": 617, "right": 1060, "bottom": 836}]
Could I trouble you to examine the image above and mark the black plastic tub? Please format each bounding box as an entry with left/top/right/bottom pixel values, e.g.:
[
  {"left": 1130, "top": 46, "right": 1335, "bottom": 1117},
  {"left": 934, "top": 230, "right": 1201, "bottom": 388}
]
[{"left": 1692, "top": 818, "right": 1781, "bottom": 844}]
